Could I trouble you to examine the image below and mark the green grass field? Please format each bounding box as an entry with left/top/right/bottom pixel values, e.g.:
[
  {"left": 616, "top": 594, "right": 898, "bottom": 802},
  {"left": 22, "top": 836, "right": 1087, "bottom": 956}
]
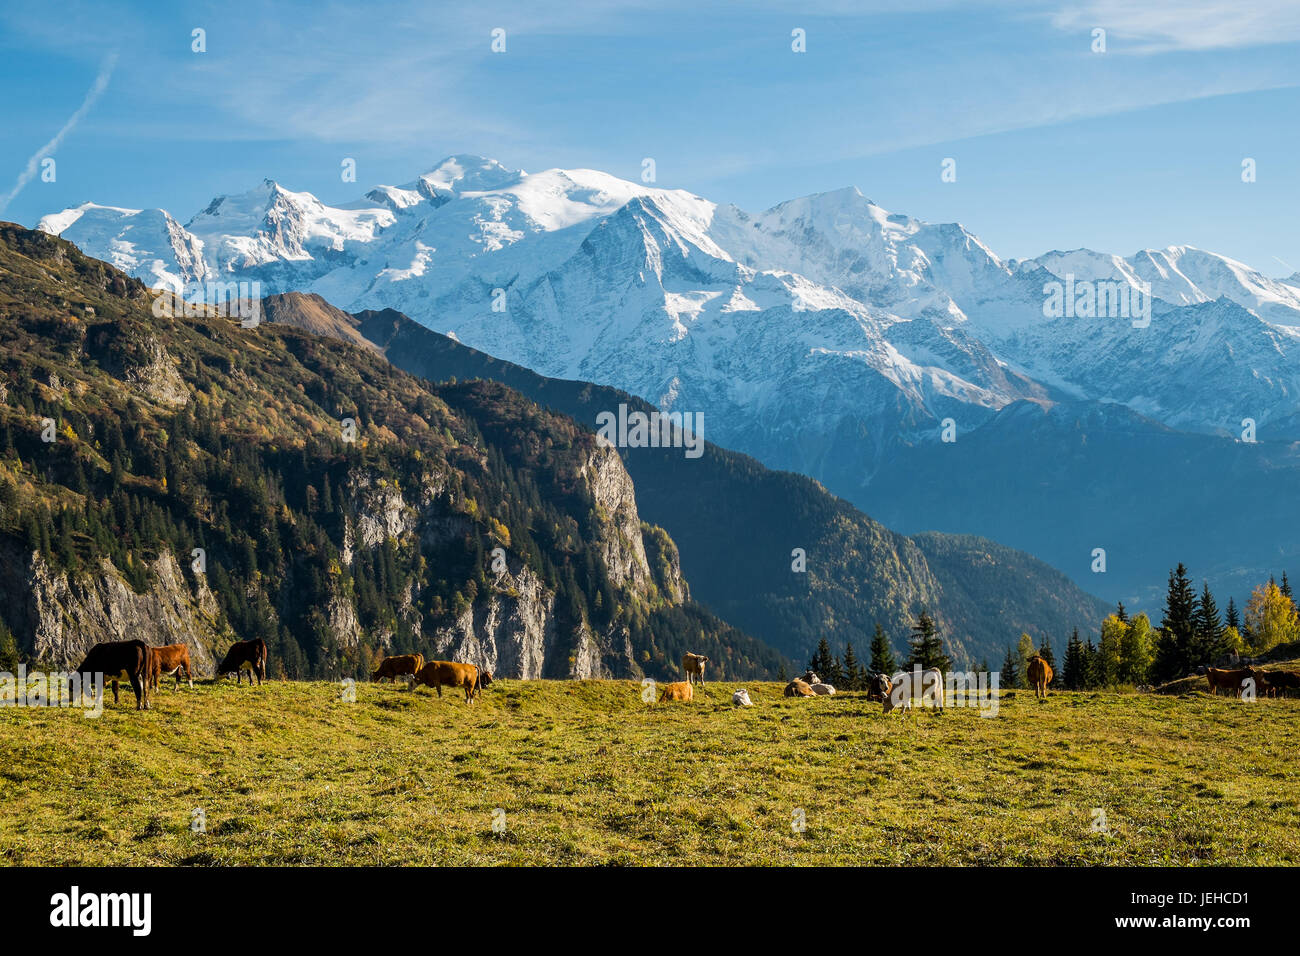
[{"left": 2, "top": 677, "right": 1298, "bottom": 865}]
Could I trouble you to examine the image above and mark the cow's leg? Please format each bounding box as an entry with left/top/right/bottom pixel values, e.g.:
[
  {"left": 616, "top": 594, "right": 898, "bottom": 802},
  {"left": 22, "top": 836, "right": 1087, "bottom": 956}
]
[
  {"left": 130, "top": 673, "right": 145, "bottom": 710},
  {"left": 436, "top": 684, "right": 442, "bottom": 697},
  {"left": 111, "top": 679, "right": 120, "bottom": 705}
]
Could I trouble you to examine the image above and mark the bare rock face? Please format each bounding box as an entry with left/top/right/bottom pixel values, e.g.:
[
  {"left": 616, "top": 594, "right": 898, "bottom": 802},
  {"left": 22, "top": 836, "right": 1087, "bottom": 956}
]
[
  {"left": 583, "top": 445, "right": 651, "bottom": 592},
  {"left": 0, "top": 543, "right": 224, "bottom": 674},
  {"left": 430, "top": 562, "right": 555, "bottom": 679},
  {"left": 122, "top": 337, "right": 188, "bottom": 408}
]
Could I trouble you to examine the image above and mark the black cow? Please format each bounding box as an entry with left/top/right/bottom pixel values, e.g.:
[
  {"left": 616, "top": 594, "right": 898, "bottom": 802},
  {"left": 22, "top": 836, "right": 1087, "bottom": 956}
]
[
  {"left": 75, "top": 640, "right": 151, "bottom": 710},
  {"left": 216, "top": 638, "right": 267, "bottom": 685}
]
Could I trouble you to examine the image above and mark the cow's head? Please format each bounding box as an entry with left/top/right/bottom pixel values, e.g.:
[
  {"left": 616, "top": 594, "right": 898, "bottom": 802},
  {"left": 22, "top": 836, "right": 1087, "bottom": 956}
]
[
  {"left": 478, "top": 670, "right": 494, "bottom": 689},
  {"left": 870, "top": 673, "right": 892, "bottom": 700}
]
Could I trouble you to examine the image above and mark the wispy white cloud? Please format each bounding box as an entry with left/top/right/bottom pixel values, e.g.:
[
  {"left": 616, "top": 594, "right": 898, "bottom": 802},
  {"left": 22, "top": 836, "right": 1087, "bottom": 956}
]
[
  {"left": 1049, "top": 0, "right": 1300, "bottom": 53},
  {"left": 0, "top": 51, "right": 117, "bottom": 214}
]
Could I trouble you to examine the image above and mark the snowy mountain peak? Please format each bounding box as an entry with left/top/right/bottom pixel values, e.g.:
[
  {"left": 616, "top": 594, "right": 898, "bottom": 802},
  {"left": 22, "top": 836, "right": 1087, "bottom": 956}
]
[{"left": 34, "top": 156, "right": 1300, "bottom": 482}]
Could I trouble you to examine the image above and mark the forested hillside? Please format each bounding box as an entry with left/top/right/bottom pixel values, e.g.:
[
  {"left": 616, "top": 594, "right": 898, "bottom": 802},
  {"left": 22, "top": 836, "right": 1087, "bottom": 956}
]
[
  {"left": 0, "top": 224, "right": 783, "bottom": 679},
  {"left": 261, "top": 293, "right": 1110, "bottom": 666}
]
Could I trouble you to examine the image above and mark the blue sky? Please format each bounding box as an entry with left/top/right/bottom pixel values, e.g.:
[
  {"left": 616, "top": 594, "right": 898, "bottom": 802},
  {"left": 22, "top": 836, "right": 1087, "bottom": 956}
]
[{"left": 2, "top": 0, "right": 1298, "bottom": 271}]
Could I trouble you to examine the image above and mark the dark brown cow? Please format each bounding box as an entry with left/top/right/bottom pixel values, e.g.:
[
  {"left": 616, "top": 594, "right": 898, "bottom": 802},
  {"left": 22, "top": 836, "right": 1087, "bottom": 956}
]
[
  {"left": 866, "top": 672, "right": 892, "bottom": 702},
  {"left": 1205, "top": 667, "right": 1252, "bottom": 697},
  {"left": 1260, "top": 669, "right": 1300, "bottom": 698},
  {"left": 1026, "top": 655, "right": 1053, "bottom": 699},
  {"left": 371, "top": 653, "right": 425, "bottom": 683},
  {"left": 476, "top": 669, "right": 493, "bottom": 692},
  {"left": 413, "top": 660, "right": 480, "bottom": 703},
  {"left": 148, "top": 643, "right": 194, "bottom": 691},
  {"left": 216, "top": 638, "right": 267, "bottom": 685},
  {"left": 75, "top": 640, "right": 151, "bottom": 710}
]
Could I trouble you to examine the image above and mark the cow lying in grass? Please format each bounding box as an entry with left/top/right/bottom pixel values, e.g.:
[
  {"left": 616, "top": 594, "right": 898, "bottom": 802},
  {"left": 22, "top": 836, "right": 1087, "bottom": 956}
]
[
  {"left": 866, "top": 673, "right": 892, "bottom": 702},
  {"left": 784, "top": 679, "right": 815, "bottom": 698},
  {"left": 658, "top": 681, "right": 693, "bottom": 703},
  {"left": 75, "top": 640, "right": 151, "bottom": 710}
]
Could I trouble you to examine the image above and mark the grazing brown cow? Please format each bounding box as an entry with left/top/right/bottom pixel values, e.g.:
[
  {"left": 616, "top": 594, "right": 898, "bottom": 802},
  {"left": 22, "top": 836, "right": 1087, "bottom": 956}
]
[
  {"left": 1027, "top": 655, "right": 1053, "bottom": 699},
  {"left": 216, "top": 638, "right": 267, "bottom": 685},
  {"left": 784, "top": 679, "right": 816, "bottom": 698},
  {"left": 1205, "top": 667, "right": 1253, "bottom": 697},
  {"left": 414, "top": 660, "right": 480, "bottom": 703},
  {"left": 148, "top": 644, "right": 194, "bottom": 691},
  {"left": 476, "top": 670, "right": 493, "bottom": 691},
  {"left": 371, "top": 653, "right": 425, "bottom": 683},
  {"left": 75, "top": 640, "right": 151, "bottom": 710},
  {"left": 657, "top": 680, "right": 693, "bottom": 702},
  {"left": 682, "top": 653, "right": 709, "bottom": 685}
]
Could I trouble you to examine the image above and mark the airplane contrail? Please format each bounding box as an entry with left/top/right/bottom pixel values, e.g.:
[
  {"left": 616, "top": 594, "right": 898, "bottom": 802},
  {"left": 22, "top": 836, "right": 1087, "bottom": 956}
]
[{"left": 0, "top": 52, "right": 118, "bottom": 216}]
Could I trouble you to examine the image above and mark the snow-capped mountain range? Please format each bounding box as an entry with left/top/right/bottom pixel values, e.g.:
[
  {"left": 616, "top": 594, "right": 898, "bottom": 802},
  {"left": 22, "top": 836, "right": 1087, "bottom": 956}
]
[{"left": 38, "top": 154, "right": 1300, "bottom": 495}]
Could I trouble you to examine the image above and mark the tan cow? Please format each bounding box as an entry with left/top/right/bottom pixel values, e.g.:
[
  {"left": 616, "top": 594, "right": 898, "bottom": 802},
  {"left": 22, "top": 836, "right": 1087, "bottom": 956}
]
[
  {"left": 414, "top": 660, "right": 480, "bottom": 703},
  {"left": 148, "top": 644, "right": 194, "bottom": 691},
  {"left": 372, "top": 653, "right": 425, "bottom": 683},
  {"left": 658, "top": 681, "right": 693, "bottom": 702},
  {"left": 682, "top": 653, "right": 709, "bottom": 685},
  {"left": 1026, "top": 655, "right": 1053, "bottom": 699},
  {"left": 784, "top": 679, "right": 815, "bottom": 698}
]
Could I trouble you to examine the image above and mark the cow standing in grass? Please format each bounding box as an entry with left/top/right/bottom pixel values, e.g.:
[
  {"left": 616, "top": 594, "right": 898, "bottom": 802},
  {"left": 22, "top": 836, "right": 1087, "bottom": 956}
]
[
  {"left": 1206, "top": 667, "right": 1252, "bottom": 697},
  {"left": 1026, "top": 655, "right": 1053, "bottom": 699},
  {"left": 372, "top": 653, "right": 425, "bottom": 684},
  {"left": 75, "top": 640, "right": 151, "bottom": 710},
  {"left": 682, "top": 653, "right": 709, "bottom": 685},
  {"left": 149, "top": 644, "right": 194, "bottom": 691},
  {"left": 414, "top": 660, "right": 480, "bottom": 703},
  {"left": 217, "top": 638, "right": 267, "bottom": 686}
]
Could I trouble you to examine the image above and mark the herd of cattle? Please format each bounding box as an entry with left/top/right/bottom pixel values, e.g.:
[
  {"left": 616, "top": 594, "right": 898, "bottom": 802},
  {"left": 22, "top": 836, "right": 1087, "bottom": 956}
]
[
  {"left": 1203, "top": 665, "right": 1300, "bottom": 698},
  {"left": 70, "top": 640, "right": 491, "bottom": 710},
  {"left": 66, "top": 640, "right": 1300, "bottom": 713}
]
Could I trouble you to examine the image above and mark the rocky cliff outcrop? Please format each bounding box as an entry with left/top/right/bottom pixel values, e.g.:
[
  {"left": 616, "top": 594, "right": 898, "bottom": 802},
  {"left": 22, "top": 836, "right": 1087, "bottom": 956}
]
[{"left": 0, "top": 542, "right": 226, "bottom": 674}]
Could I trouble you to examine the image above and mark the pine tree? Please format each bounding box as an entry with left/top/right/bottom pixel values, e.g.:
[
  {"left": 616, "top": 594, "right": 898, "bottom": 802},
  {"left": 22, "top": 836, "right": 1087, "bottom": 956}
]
[
  {"left": 869, "top": 622, "right": 897, "bottom": 676},
  {"left": 1282, "top": 572, "right": 1294, "bottom": 603},
  {"left": 1225, "top": 596, "right": 1240, "bottom": 632},
  {"left": 826, "top": 654, "right": 844, "bottom": 687},
  {"left": 1115, "top": 601, "right": 1128, "bottom": 624},
  {"left": 1083, "top": 639, "right": 1100, "bottom": 690},
  {"left": 907, "top": 611, "right": 952, "bottom": 671},
  {"left": 1000, "top": 646, "right": 1019, "bottom": 689},
  {"left": 1152, "top": 562, "right": 1197, "bottom": 683},
  {"left": 809, "top": 638, "right": 833, "bottom": 679},
  {"left": 1061, "top": 628, "right": 1086, "bottom": 690},
  {"left": 1191, "top": 581, "right": 1224, "bottom": 666},
  {"left": 841, "top": 641, "right": 861, "bottom": 691}
]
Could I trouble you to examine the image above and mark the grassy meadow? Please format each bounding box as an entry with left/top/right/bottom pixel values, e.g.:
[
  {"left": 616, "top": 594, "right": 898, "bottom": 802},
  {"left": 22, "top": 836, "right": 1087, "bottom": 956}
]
[{"left": 2, "top": 676, "right": 1298, "bottom": 866}]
